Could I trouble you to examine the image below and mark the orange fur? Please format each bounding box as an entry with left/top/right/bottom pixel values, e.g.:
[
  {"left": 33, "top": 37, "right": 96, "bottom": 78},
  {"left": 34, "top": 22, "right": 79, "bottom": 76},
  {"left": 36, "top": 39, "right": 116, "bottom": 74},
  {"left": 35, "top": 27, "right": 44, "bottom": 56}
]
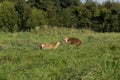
[
  {"left": 40, "top": 42, "right": 60, "bottom": 50},
  {"left": 63, "top": 37, "right": 81, "bottom": 46}
]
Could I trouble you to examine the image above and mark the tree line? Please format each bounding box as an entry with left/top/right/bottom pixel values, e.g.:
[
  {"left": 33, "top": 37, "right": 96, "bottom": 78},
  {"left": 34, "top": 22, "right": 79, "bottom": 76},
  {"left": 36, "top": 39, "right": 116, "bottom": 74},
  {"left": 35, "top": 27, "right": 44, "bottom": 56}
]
[{"left": 0, "top": 0, "right": 120, "bottom": 32}]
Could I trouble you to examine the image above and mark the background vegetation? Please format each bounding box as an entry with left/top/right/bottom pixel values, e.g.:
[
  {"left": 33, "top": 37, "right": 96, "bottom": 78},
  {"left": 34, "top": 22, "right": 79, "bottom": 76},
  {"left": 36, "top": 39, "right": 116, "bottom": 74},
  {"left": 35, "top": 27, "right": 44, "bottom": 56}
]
[
  {"left": 0, "top": 27, "right": 120, "bottom": 80},
  {"left": 0, "top": 0, "right": 120, "bottom": 32}
]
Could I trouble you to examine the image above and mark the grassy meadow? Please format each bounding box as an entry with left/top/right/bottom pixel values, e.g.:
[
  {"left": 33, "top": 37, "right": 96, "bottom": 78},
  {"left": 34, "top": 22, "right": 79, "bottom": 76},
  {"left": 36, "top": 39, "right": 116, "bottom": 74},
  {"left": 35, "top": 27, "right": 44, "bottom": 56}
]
[{"left": 0, "top": 27, "right": 120, "bottom": 80}]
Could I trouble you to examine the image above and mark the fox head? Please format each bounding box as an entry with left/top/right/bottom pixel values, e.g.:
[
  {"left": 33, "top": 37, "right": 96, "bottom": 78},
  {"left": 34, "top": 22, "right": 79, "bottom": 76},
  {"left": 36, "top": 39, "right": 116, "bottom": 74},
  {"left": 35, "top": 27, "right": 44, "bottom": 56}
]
[
  {"left": 53, "top": 42, "right": 61, "bottom": 49},
  {"left": 62, "top": 37, "right": 68, "bottom": 43}
]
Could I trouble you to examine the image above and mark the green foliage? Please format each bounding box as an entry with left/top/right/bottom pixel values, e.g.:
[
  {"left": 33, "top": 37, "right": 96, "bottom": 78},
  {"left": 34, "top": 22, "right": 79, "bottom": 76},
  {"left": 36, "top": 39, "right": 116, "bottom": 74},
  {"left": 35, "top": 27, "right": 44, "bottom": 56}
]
[
  {"left": 15, "top": 0, "right": 32, "bottom": 30},
  {"left": 0, "top": 0, "right": 120, "bottom": 32},
  {"left": 0, "top": 1, "right": 19, "bottom": 32},
  {"left": 26, "top": 8, "right": 47, "bottom": 29}
]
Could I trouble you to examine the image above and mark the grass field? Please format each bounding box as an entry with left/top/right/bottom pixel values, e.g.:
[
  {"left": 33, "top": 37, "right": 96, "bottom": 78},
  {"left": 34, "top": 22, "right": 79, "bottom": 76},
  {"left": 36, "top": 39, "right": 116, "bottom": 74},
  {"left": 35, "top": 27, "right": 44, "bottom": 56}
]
[{"left": 0, "top": 27, "right": 120, "bottom": 80}]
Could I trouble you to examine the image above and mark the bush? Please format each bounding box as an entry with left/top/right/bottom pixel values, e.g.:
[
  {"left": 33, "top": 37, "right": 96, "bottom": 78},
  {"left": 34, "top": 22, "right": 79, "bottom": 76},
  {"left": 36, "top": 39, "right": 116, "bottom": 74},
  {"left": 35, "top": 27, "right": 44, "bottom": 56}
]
[
  {"left": 0, "top": 1, "right": 19, "bottom": 32},
  {"left": 26, "top": 8, "right": 47, "bottom": 29}
]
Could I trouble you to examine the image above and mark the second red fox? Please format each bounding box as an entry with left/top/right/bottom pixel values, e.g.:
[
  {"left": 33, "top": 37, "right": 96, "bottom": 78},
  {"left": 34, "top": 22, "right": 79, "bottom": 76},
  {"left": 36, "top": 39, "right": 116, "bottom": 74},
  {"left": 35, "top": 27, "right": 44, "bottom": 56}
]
[{"left": 63, "top": 37, "right": 82, "bottom": 46}]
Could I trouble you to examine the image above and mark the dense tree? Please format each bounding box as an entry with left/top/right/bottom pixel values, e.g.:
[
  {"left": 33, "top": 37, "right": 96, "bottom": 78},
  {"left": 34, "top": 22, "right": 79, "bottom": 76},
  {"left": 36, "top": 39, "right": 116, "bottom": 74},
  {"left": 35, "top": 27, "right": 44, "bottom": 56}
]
[
  {"left": 26, "top": 8, "right": 47, "bottom": 29},
  {"left": 0, "top": 1, "right": 19, "bottom": 32},
  {"left": 15, "top": 0, "right": 32, "bottom": 31},
  {"left": 0, "top": 0, "right": 120, "bottom": 32}
]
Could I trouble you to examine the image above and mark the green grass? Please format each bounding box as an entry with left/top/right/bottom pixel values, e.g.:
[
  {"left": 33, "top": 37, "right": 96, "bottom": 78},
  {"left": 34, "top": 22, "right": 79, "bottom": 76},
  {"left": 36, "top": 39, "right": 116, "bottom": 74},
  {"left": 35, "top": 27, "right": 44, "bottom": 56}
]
[{"left": 0, "top": 27, "right": 120, "bottom": 80}]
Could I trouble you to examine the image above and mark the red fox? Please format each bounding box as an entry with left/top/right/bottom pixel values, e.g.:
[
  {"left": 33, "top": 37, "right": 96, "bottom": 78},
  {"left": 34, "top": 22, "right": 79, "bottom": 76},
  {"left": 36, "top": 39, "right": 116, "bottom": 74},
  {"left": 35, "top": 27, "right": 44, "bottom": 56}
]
[
  {"left": 63, "top": 37, "right": 81, "bottom": 46},
  {"left": 40, "top": 42, "right": 60, "bottom": 50}
]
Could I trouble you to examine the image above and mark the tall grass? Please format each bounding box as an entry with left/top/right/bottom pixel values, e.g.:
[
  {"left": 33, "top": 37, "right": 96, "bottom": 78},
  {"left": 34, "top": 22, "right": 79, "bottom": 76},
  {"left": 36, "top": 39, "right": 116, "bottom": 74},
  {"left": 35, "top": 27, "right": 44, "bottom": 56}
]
[{"left": 0, "top": 27, "right": 120, "bottom": 80}]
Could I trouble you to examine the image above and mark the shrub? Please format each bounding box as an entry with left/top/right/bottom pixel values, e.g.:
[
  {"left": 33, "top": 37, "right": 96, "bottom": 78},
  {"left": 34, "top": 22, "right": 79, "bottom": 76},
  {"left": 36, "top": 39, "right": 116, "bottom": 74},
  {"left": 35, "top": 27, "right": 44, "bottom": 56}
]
[
  {"left": 26, "top": 8, "right": 47, "bottom": 29},
  {"left": 0, "top": 1, "right": 19, "bottom": 32}
]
